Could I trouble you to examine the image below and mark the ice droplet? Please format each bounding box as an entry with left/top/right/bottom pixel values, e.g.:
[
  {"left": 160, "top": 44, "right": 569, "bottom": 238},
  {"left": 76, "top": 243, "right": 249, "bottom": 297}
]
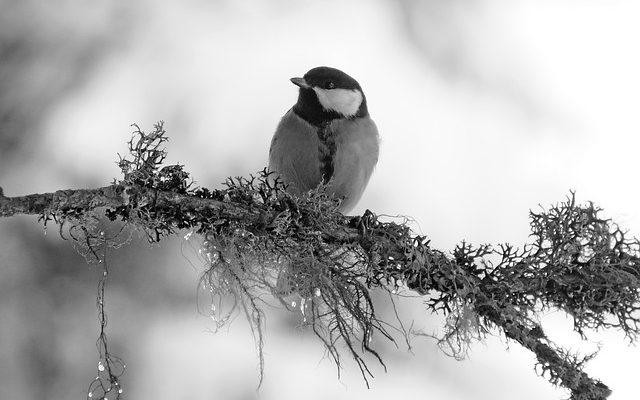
[
  {"left": 118, "top": 388, "right": 123, "bottom": 394},
  {"left": 99, "top": 231, "right": 105, "bottom": 236},
  {"left": 314, "top": 288, "right": 321, "bottom": 297},
  {"left": 88, "top": 392, "right": 93, "bottom": 398},
  {"left": 291, "top": 301, "right": 297, "bottom": 307},
  {"left": 98, "top": 362, "right": 105, "bottom": 371}
]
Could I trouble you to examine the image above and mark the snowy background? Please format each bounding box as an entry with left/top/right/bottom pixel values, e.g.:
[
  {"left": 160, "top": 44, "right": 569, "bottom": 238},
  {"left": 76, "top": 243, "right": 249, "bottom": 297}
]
[{"left": 1, "top": 1, "right": 639, "bottom": 399}]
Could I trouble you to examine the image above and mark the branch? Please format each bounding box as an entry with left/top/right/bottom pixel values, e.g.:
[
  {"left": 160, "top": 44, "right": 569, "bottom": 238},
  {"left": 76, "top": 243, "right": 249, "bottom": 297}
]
[
  {"left": 0, "top": 184, "right": 258, "bottom": 222},
  {"left": 2, "top": 122, "right": 638, "bottom": 399}
]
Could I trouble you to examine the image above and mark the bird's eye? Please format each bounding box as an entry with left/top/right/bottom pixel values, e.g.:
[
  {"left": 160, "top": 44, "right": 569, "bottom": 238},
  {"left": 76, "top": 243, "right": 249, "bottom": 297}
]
[{"left": 325, "top": 81, "right": 335, "bottom": 89}]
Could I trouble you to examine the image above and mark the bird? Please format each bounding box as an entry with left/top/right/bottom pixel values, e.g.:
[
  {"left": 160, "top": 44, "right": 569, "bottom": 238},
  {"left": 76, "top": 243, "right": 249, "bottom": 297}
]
[{"left": 268, "top": 66, "right": 379, "bottom": 214}]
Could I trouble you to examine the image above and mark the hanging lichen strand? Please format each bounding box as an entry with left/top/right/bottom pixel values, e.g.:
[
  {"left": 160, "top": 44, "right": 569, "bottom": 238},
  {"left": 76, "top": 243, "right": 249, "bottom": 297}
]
[{"left": 1, "top": 122, "right": 638, "bottom": 399}]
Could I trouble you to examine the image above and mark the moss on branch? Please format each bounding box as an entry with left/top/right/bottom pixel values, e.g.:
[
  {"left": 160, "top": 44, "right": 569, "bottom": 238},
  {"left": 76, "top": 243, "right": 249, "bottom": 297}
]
[{"left": 1, "top": 122, "right": 639, "bottom": 399}]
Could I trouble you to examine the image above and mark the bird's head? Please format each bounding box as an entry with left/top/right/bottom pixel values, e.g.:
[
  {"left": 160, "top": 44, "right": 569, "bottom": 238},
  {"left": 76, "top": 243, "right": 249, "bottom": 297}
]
[{"left": 291, "top": 66, "right": 368, "bottom": 125}]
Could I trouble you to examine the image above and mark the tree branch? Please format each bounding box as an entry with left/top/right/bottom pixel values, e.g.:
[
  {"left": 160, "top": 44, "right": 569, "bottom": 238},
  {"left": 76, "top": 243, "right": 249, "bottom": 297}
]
[
  {"left": 2, "top": 122, "right": 637, "bottom": 399},
  {"left": 0, "top": 184, "right": 256, "bottom": 221}
]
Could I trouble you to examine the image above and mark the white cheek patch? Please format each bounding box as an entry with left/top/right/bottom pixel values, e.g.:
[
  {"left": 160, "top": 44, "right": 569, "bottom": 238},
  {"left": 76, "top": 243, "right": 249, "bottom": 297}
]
[{"left": 312, "top": 87, "right": 363, "bottom": 117}]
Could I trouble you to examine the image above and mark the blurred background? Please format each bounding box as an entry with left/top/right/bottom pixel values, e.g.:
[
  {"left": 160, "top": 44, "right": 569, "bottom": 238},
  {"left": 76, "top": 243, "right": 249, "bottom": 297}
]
[{"left": 1, "top": 0, "right": 639, "bottom": 399}]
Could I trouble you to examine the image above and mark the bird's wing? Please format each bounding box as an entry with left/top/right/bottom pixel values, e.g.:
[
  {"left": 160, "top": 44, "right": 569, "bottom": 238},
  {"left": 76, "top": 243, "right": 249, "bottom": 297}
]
[{"left": 268, "top": 109, "right": 323, "bottom": 194}]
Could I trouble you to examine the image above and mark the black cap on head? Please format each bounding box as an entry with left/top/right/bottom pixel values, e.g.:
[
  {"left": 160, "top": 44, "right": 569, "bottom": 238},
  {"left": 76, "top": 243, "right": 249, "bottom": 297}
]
[{"left": 302, "top": 66, "right": 362, "bottom": 91}]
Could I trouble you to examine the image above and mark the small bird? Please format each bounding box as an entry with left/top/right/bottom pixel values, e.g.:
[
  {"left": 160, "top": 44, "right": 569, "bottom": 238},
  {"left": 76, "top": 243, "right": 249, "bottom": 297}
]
[{"left": 269, "top": 66, "right": 379, "bottom": 214}]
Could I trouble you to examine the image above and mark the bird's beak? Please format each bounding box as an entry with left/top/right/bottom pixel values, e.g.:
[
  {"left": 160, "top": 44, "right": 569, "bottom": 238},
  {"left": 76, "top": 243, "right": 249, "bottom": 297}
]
[{"left": 290, "top": 77, "right": 310, "bottom": 89}]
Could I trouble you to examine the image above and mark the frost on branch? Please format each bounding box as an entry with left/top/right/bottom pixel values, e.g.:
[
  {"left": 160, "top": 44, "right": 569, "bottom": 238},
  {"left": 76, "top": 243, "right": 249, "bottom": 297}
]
[{"left": 1, "top": 122, "right": 639, "bottom": 399}]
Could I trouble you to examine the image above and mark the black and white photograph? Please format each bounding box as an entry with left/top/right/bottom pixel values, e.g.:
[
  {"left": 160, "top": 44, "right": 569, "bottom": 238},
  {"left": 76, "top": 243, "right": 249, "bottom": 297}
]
[{"left": 1, "top": 1, "right": 639, "bottom": 399}]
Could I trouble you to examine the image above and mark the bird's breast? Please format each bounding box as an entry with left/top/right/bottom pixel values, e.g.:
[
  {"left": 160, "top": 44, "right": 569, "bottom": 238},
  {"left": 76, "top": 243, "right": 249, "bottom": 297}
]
[{"left": 269, "top": 110, "right": 379, "bottom": 213}]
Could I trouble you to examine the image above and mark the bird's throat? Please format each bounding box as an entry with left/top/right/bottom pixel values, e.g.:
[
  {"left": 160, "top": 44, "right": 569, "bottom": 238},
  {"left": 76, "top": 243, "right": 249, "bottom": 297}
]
[{"left": 294, "top": 89, "right": 342, "bottom": 126}]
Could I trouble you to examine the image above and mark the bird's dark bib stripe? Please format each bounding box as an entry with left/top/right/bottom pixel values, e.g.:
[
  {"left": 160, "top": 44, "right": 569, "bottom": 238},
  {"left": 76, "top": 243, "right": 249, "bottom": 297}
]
[{"left": 317, "top": 123, "right": 337, "bottom": 184}]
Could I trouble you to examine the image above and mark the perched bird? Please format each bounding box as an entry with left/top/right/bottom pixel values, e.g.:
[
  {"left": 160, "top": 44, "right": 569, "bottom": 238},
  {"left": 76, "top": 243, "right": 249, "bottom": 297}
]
[{"left": 269, "top": 66, "right": 379, "bottom": 214}]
